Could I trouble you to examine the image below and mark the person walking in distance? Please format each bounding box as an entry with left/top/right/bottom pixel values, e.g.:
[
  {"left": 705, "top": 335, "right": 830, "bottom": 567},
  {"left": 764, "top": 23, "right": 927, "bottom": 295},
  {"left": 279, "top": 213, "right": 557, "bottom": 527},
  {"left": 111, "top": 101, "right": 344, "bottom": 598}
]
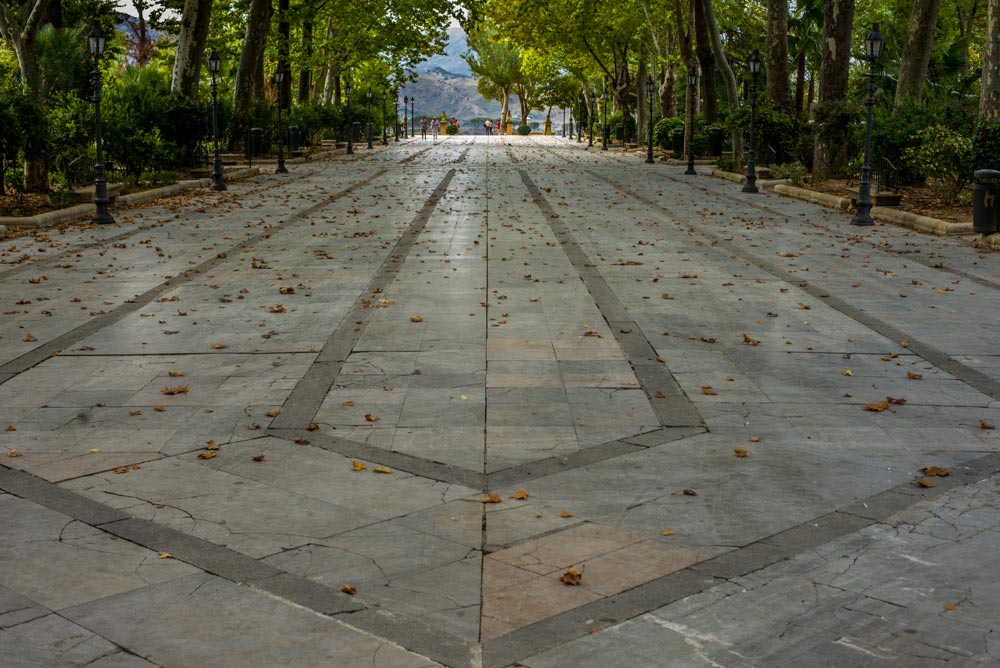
[
  {"left": 420, "top": 117, "right": 427, "bottom": 140},
  {"left": 431, "top": 118, "right": 439, "bottom": 140}
]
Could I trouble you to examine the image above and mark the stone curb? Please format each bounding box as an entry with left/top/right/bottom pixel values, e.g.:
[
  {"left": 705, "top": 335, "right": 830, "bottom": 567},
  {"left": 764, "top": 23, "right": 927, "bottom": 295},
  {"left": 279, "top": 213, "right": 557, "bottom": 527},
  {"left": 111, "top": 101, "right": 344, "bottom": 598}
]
[
  {"left": 0, "top": 167, "right": 261, "bottom": 231},
  {"left": 710, "top": 169, "right": 790, "bottom": 190},
  {"left": 974, "top": 232, "right": 1000, "bottom": 250},
  {"left": 773, "top": 183, "right": 851, "bottom": 210}
]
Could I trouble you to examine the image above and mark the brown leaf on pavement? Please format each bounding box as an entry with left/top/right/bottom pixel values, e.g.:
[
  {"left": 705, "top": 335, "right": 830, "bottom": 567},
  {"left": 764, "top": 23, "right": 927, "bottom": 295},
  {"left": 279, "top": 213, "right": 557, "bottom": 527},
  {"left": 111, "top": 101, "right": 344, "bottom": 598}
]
[
  {"left": 157, "top": 551, "right": 172, "bottom": 559},
  {"left": 660, "top": 529, "right": 674, "bottom": 536},
  {"left": 252, "top": 455, "right": 266, "bottom": 462},
  {"left": 294, "top": 438, "right": 310, "bottom": 445},
  {"left": 864, "top": 399, "right": 890, "bottom": 412},
  {"left": 197, "top": 451, "right": 217, "bottom": 460},
  {"left": 481, "top": 493, "right": 503, "bottom": 504},
  {"left": 560, "top": 510, "right": 574, "bottom": 518},
  {"left": 373, "top": 466, "right": 392, "bottom": 474},
  {"left": 742, "top": 333, "right": 760, "bottom": 346},
  {"left": 410, "top": 315, "right": 424, "bottom": 322},
  {"left": 981, "top": 420, "right": 996, "bottom": 430},
  {"left": 701, "top": 386, "right": 718, "bottom": 396},
  {"left": 352, "top": 461, "right": 366, "bottom": 471},
  {"left": 907, "top": 371, "right": 922, "bottom": 379},
  {"left": 7, "top": 449, "right": 21, "bottom": 457},
  {"left": 682, "top": 489, "right": 698, "bottom": 496},
  {"left": 364, "top": 413, "right": 380, "bottom": 422},
  {"left": 733, "top": 448, "right": 749, "bottom": 458},
  {"left": 168, "top": 371, "right": 185, "bottom": 377},
  {"left": 161, "top": 385, "right": 189, "bottom": 395},
  {"left": 560, "top": 566, "right": 583, "bottom": 585},
  {"left": 921, "top": 466, "right": 950, "bottom": 477},
  {"left": 269, "top": 304, "right": 285, "bottom": 313},
  {"left": 915, "top": 477, "right": 935, "bottom": 488},
  {"left": 210, "top": 343, "right": 229, "bottom": 349},
  {"left": 307, "top": 423, "right": 319, "bottom": 431},
  {"left": 510, "top": 490, "right": 529, "bottom": 500},
  {"left": 340, "top": 585, "right": 357, "bottom": 595}
]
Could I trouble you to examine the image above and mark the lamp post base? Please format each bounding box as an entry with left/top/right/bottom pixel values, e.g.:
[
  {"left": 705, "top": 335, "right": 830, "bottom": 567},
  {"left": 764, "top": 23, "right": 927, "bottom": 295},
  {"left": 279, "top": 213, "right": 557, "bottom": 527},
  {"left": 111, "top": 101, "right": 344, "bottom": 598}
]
[
  {"left": 684, "top": 166, "right": 697, "bottom": 175},
  {"left": 91, "top": 211, "right": 115, "bottom": 225},
  {"left": 850, "top": 210, "right": 875, "bottom": 226},
  {"left": 276, "top": 164, "right": 288, "bottom": 174}
]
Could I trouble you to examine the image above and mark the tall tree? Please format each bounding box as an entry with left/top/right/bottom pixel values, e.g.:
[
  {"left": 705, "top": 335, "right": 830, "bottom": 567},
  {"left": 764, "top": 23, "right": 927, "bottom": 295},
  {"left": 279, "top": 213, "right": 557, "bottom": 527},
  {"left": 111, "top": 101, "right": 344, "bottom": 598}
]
[
  {"left": 895, "top": 0, "right": 944, "bottom": 104},
  {"left": 700, "top": 0, "right": 740, "bottom": 156},
  {"left": 765, "top": 0, "right": 790, "bottom": 110},
  {"left": 465, "top": 28, "right": 521, "bottom": 126},
  {"left": 0, "top": 0, "right": 51, "bottom": 190},
  {"left": 233, "top": 0, "right": 273, "bottom": 134},
  {"left": 693, "top": 0, "right": 716, "bottom": 121},
  {"left": 171, "top": 0, "right": 214, "bottom": 96},
  {"left": 812, "top": 0, "right": 855, "bottom": 178},
  {"left": 982, "top": 0, "right": 1000, "bottom": 121}
]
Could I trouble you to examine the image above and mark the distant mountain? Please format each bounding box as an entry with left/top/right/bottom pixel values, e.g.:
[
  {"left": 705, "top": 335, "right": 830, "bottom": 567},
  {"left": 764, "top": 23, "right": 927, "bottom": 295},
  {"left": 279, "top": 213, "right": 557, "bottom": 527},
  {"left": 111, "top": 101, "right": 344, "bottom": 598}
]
[
  {"left": 415, "top": 24, "right": 471, "bottom": 78},
  {"left": 400, "top": 68, "right": 502, "bottom": 121}
]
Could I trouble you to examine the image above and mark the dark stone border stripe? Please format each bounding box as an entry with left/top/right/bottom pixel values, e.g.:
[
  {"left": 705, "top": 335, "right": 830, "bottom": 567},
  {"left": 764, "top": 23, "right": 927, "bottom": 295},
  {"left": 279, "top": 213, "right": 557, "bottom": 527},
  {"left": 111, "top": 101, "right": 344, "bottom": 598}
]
[
  {"left": 268, "top": 168, "right": 458, "bottom": 432},
  {"left": 586, "top": 168, "right": 1000, "bottom": 402},
  {"left": 481, "top": 449, "right": 1000, "bottom": 668},
  {"left": 0, "top": 168, "right": 391, "bottom": 380},
  {"left": 0, "top": 463, "right": 480, "bottom": 668},
  {"left": 517, "top": 169, "right": 705, "bottom": 429}
]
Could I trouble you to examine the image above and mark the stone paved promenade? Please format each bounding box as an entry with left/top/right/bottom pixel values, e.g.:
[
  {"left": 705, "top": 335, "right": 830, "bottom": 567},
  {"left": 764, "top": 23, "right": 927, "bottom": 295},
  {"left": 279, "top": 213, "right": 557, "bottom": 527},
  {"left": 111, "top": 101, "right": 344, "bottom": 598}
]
[{"left": 1, "top": 136, "right": 999, "bottom": 667}]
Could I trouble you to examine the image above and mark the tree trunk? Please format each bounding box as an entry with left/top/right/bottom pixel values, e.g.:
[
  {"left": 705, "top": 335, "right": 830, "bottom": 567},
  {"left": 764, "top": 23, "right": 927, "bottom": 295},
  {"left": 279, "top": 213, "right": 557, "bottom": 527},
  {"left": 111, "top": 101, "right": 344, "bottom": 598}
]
[
  {"left": 895, "top": 0, "right": 944, "bottom": 105},
  {"left": 660, "top": 63, "right": 677, "bottom": 118},
  {"left": 765, "top": 0, "right": 791, "bottom": 111},
  {"left": 637, "top": 57, "right": 648, "bottom": 142},
  {"left": 694, "top": 0, "right": 717, "bottom": 121},
  {"left": 981, "top": 0, "right": 1000, "bottom": 122},
  {"left": 807, "top": 70, "right": 815, "bottom": 117},
  {"left": 812, "top": 0, "right": 855, "bottom": 178},
  {"left": 233, "top": 0, "right": 273, "bottom": 138},
  {"left": 298, "top": 20, "right": 312, "bottom": 102},
  {"left": 171, "top": 0, "right": 214, "bottom": 96},
  {"left": 794, "top": 48, "right": 806, "bottom": 119},
  {"left": 278, "top": 0, "right": 290, "bottom": 108},
  {"left": 702, "top": 0, "right": 742, "bottom": 157}
]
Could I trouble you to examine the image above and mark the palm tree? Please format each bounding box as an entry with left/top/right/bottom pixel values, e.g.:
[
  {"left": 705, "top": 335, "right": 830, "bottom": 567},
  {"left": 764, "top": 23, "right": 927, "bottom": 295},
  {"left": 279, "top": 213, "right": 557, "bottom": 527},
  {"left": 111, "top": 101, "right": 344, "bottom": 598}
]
[{"left": 788, "top": 0, "right": 823, "bottom": 120}]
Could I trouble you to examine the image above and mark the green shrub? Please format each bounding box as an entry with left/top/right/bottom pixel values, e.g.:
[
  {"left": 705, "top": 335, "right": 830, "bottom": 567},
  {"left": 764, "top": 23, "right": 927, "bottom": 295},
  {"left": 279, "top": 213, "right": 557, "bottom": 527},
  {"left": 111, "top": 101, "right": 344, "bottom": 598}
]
[
  {"left": 972, "top": 123, "right": 1000, "bottom": 170},
  {"left": 653, "top": 116, "right": 685, "bottom": 149},
  {"left": 604, "top": 112, "right": 636, "bottom": 142},
  {"left": 140, "top": 170, "right": 178, "bottom": 186},
  {"left": 716, "top": 155, "right": 739, "bottom": 172},
  {"left": 47, "top": 92, "right": 93, "bottom": 186},
  {"left": 902, "top": 125, "right": 974, "bottom": 203},
  {"left": 445, "top": 124, "right": 459, "bottom": 135},
  {"left": 726, "top": 104, "right": 800, "bottom": 164},
  {"left": 770, "top": 162, "right": 808, "bottom": 185},
  {"left": 516, "top": 124, "right": 531, "bottom": 135}
]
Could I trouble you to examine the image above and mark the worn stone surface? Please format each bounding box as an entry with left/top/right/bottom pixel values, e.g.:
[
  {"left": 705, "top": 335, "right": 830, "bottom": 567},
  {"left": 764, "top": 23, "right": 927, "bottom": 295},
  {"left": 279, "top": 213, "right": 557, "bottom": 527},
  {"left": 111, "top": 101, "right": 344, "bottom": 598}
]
[{"left": 0, "top": 137, "right": 998, "bottom": 667}]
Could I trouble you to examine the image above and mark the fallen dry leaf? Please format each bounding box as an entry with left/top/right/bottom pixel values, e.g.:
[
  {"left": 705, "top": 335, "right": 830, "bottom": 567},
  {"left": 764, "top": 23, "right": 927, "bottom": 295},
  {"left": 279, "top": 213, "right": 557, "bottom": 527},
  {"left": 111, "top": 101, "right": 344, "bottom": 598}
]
[
  {"left": 168, "top": 371, "right": 185, "bottom": 377},
  {"left": 265, "top": 410, "right": 281, "bottom": 417},
  {"left": 915, "top": 477, "right": 935, "bottom": 488},
  {"left": 342, "top": 401, "right": 354, "bottom": 407},
  {"left": 22, "top": 333, "right": 37, "bottom": 342},
  {"left": 481, "top": 492, "right": 503, "bottom": 504},
  {"left": 922, "top": 465, "right": 950, "bottom": 477},
  {"left": 252, "top": 454, "right": 266, "bottom": 462},
  {"left": 981, "top": 420, "right": 995, "bottom": 430},
  {"left": 373, "top": 466, "right": 392, "bottom": 474},
  {"left": 907, "top": 371, "right": 923, "bottom": 380},
  {"left": 5, "top": 425, "right": 15, "bottom": 432},
  {"left": 352, "top": 461, "right": 366, "bottom": 471},
  {"left": 197, "top": 451, "right": 217, "bottom": 460},
  {"left": 660, "top": 529, "right": 673, "bottom": 536},
  {"left": 8, "top": 449, "right": 21, "bottom": 457},
  {"left": 842, "top": 369, "right": 853, "bottom": 377},
  {"left": 944, "top": 603, "right": 956, "bottom": 611},
  {"left": 340, "top": 584, "right": 357, "bottom": 595},
  {"left": 733, "top": 448, "right": 749, "bottom": 458},
  {"left": 294, "top": 438, "right": 310, "bottom": 445},
  {"left": 160, "top": 385, "right": 189, "bottom": 395},
  {"left": 701, "top": 386, "right": 718, "bottom": 396},
  {"left": 279, "top": 286, "right": 295, "bottom": 294},
  {"left": 749, "top": 436, "right": 760, "bottom": 443},
  {"left": 560, "top": 510, "right": 574, "bottom": 518},
  {"left": 864, "top": 399, "right": 890, "bottom": 412},
  {"left": 157, "top": 551, "right": 172, "bottom": 559},
  {"left": 410, "top": 315, "right": 424, "bottom": 322},
  {"left": 269, "top": 304, "right": 285, "bottom": 313},
  {"left": 510, "top": 490, "right": 529, "bottom": 500},
  {"left": 307, "top": 423, "right": 319, "bottom": 431},
  {"left": 654, "top": 390, "right": 666, "bottom": 398},
  {"left": 128, "top": 410, "right": 142, "bottom": 416},
  {"left": 365, "top": 413, "right": 380, "bottom": 422},
  {"left": 560, "top": 566, "right": 583, "bottom": 586},
  {"left": 742, "top": 333, "right": 760, "bottom": 346},
  {"left": 210, "top": 343, "right": 229, "bottom": 349},
  {"left": 154, "top": 405, "right": 166, "bottom": 412},
  {"left": 682, "top": 489, "right": 698, "bottom": 496}
]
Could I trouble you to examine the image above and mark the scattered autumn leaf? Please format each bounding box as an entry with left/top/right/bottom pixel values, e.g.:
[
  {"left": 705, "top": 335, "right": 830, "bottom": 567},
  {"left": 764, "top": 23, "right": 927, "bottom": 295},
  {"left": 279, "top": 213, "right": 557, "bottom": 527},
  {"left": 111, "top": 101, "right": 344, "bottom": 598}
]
[
  {"left": 842, "top": 369, "right": 853, "bottom": 377},
  {"left": 654, "top": 390, "right": 666, "bottom": 398},
  {"left": 5, "top": 425, "right": 15, "bottom": 432},
  {"left": 749, "top": 436, "right": 760, "bottom": 443},
  {"left": 128, "top": 410, "right": 142, "bottom": 416},
  {"left": 981, "top": 420, "right": 995, "bottom": 430},
  {"left": 294, "top": 438, "right": 310, "bottom": 445},
  {"left": 682, "top": 489, "right": 698, "bottom": 496},
  {"left": 352, "top": 461, "right": 366, "bottom": 471},
  {"left": 907, "top": 371, "right": 923, "bottom": 380},
  {"left": 797, "top": 302, "right": 811, "bottom": 310},
  {"left": 742, "top": 333, "right": 760, "bottom": 346},
  {"left": 481, "top": 492, "right": 503, "bottom": 504},
  {"left": 701, "top": 386, "right": 718, "bottom": 396},
  {"left": 373, "top": 466, "right": 392, "bottom": 474},
  {"left": 410, "top": 315, "right": 424, "bottom": 322},
  {"left": 510, "top": 490, "right": 529, "bottom": 500},
  {"left": 660, "top": 529, "right": 673, "bottom": 536},
  {"left": 269, "top": 304, "right": 285, "bottom": 313},
  {"left": 154, "top": 405, "right": 166, "bottom": 412},
  {"left": 733, "top": 448, "right": 749, "bottom": 458},
  {"left": 279, "top": 286, "right": 295, "bottom": 294},
  {"left": 307, "top": 423, "right": 319, "bottom": 431},
  {"left": 660, "top": 293, "right": 673, "bottom": 300},
  {"left": 560, "top": 510, "right": 574, "bottom": 518},
  {"left": 864, "top": 399, "right": 890, "bottom": 412},
  {"left": 168, "top": 371, "right": 186, "bottom": 377},
  {"left": 8, "top": 449, "right": 21, "bottom": 457},
  {"left": 161, "top": 385, "right": 189, "bottom": 395},
  {"left": 560, "top": 566, "right": 583, "bottom": 586},
  {"left": 340, "top": 584, "right": 357, "bottom": 595},
  {"left": 22, "top": 333, "right": 37, "bottom": 342},
  {"left": 342, "top": 400, "right": 354, "bottom": 407},
  {"left": 252, "top": 454, "right": 266, "bottom": 462},
  {"left": 365, "top": 413, "right": 380, "bottom": 422},
  {"left": 210, "top": 343, "right": 229, "bottom": 349},
  {"left": 197, "top": 451, "right": 218, "bottom": 460},
  {"left": 157, "top": 551, "right": 172, "bottom": 559},
  {"left": 266, "top": 410, "right": 281, "bottom": 417},
  {"left": 915, "top": 477, "right": 935, "bottom": 488},
  {"left": 922, "top": 466, "right": 950, "bottom": 477},
  {"left": 944, "top": 604, "right": 956, "bottom": 611}
]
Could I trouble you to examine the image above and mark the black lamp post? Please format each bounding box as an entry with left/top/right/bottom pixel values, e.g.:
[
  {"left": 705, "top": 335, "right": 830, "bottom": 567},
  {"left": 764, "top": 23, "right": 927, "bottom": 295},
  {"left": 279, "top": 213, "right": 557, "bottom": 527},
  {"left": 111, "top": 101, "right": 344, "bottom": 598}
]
[
  {"left": 588, "top": 93, "right": 595, "bottom": 147},
  {"left": 394, "top": 90, "right": 400, "bottom": 141},
  {"left": 365, "top": 87, "right": 373, "bottom": 149},
  {"left": 743, "top": 50, "right": 762, "bottom": 193},
  {"left": 601, "top": 81, "right": 608, "bottom": 151},
  {"left": 851, "top": 23, "right": 885, "bottom": 227},
  {"left": 87, "top": 25, "right": 114, "bottom": 224},
  {"left": 381, "top": 90, "right": 388, "bottom": 145},
  {"left": 346, "top": 81, "right": 353, "bottom": 154},
  {"left": 569, "top": 107, "right": 573, "bottom": 140},
  {"left": 577, "top": 95, "right": 583, "bottom": 143},
  {"left": 645, "top": 75, "right": 655, "bottom": 164},
  {"left": 273, "top": 66, "right": 288, "bottom": 173},
  {"left": 403, "top": 95, "right": 408, "bottom": 138},
  {"left": 562, "top": 107, "right": 566, "bottom": 137},
  {"left": 207, "top": 50, "right": 226, "bottom": 191},
  {"left": 685, "top": 66, "right": 699, "bottom": 175},
  {"left": 410, "top": 96, "right": 415, "bottom": 137}
]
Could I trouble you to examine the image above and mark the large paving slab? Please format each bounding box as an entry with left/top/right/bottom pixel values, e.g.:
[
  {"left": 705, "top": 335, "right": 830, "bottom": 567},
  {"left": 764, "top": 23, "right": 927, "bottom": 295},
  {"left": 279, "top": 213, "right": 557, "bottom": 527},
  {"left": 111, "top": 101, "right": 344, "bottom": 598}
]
[{"left": 1, "top": 136, "right": 998, "bottom": 667}]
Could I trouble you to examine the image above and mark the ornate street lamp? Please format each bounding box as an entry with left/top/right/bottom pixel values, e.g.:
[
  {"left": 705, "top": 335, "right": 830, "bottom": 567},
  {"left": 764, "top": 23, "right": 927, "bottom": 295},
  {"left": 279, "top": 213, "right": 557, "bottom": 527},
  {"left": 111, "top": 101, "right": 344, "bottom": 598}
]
[
  {"left": 381, "top": 90, "right": 388, "bottom": 145},
  {"left": 588, "top": 93, "right": 595, "bottom": 147},
  {"left": 87, "top": 25, "right": 114, "bottom": 224},
  {"left": 743, "top": 50, "right": 762, "bottom": 193},
  {"left": 851, "top": 23, "right": 886, "bottom": 226},
  {"left": 346, "top": 81, "right": 353, "bottom": 154},
  {"left": 569, "top": 107, "right": 574, "bottom": 140},
  {"left": 207, "top": 50, "right": 226, "bottom": 191},
  {"left": 403, "top": 95, "right": 408, "bottom": 138},
  {"left": 365, "top": 87, "right": 373, "bottom": 149},
  {"left": 601, "top": 80, "right": 608, "bottom": 151},
  {"left": 645, "top": 75, "right": 655, "bottom": 164},
  {"left": 394, "top": 89, "right": 400, "bottom": 141},
  {"left": 273, "top": 66, "right": 288, "bottom": 173},
  {"left": 577, "top": 95, "right": 583, "bottom": 143},
  {"left": 410, "top": 96, "right": 415, "bottom": 137},
  {"left": 685, "top": 66, "right": 699, "bottom": 175}
]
